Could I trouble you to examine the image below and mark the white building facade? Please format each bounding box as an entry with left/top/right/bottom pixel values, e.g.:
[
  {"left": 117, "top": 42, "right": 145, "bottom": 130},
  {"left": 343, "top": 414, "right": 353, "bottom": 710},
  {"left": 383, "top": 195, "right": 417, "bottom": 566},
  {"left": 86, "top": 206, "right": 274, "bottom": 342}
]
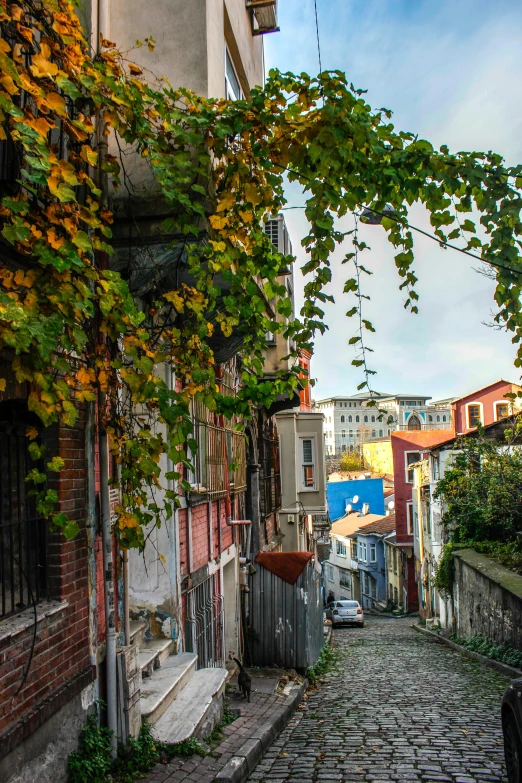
[{"left": 316, "top": 392, "right": 453, "bottom": 457}]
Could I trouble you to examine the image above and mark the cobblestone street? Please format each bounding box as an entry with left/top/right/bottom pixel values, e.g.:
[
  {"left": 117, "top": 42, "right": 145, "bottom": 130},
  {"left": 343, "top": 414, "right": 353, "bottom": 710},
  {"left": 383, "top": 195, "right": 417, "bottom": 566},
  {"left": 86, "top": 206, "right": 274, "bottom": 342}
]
[{"left": 250, "top": 618, "right": 509, "bottom": 783}]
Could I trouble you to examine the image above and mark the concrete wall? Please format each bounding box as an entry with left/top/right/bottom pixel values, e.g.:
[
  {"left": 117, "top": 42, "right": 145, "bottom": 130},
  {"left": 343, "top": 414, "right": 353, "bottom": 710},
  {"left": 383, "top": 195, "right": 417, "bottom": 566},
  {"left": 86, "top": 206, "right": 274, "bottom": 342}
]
[
  {"left": 453, "top": 549, "right": 522, "bottom": 648},
  {"left": 326, "top": 477, "right": 384, "bottom": 523},
  {"left": 363, "top": 439, "right": 393, "bottom": 475}
]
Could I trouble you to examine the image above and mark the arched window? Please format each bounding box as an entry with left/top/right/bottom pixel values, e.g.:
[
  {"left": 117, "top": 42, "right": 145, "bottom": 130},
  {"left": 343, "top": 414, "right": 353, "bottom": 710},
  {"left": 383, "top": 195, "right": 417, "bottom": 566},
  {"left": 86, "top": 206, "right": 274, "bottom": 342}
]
[
  {"left": 428, "top": 415, "right": 433, "bottom": 422},
  {"left": 442, "top": 415, "right": 447, "bottom": 422},
  {"left": 349, "top": 429, "right": 353, "bottom": 436},
  {"left": 341, "top": 415, "right": 345, "bottom": 423},
  {"left": 342, "top": 444, "right": 346, "bottom": 451},
  {"left": 379, "top": 429, "right": 383, "bottom": 437},
  {"left": 371, "top": 415, "right": 375, "bottom": 423},
  {"left": 364, "top": 415, "right": 368, "bottom": 423},
  {"left": 356, "top": 415, "right": 360, "bottom": 423},
  {"left": 342, "top": 430, "right": 346, "bottom": 438},
  {"left": 372, "top": 430, "right": 376, "bottom": 437},
  {"left": 408, "top": 414, "right": 421, "bottom": 431},
  {"left": 348, "top": 415, "right": 352, "bottom": 423},
  {"left": 436, "top": 415, "right": 440, "bottom": 422}
]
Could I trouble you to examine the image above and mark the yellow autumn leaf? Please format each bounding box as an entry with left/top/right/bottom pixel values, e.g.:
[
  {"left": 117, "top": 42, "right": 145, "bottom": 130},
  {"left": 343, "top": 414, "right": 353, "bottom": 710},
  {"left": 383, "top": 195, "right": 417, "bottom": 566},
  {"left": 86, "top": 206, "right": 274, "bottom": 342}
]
[
  {"left": 76, "top": 366, "right": 96, "bottom": 385},
  {"left": 0, "top": 379, "right": 6, "bottom": 392},
  {"left": 0, "top": 126, "right": 6, "bottom": 141},
  {"left": 80, "top": 145, "right": 98, "bottom": 167},
  {"left": 0, "top": 73, "right": 19, "bottom": 95},
  {"left": 47, "top": 227, "right": 64, "bottom": 249},
  {"left": 216, "top": 193, "right": 235, "bottom": 212},
  {"left": 44, "top": 91, "right": 66, "bottom": 116},
  {"left": 9, "top": 5, "right": 23, "bottom": 21},
  {"left": 0, "top": 39, "right": 10, "bottom": 53},
  {"left": 209, "top": 214, "right": 229, "bottom": 230},
  {"left": 30, "top": 52, "right": 59, "bottom": 79},
  {"left": 244, "top": 183, "right": 262, "bottom": 205},
  {"left": 14, "top": 269, "right": 36, "bottom": 287},
  {"left": 23, "top": 115, "right": 56, "bottom": 137}
]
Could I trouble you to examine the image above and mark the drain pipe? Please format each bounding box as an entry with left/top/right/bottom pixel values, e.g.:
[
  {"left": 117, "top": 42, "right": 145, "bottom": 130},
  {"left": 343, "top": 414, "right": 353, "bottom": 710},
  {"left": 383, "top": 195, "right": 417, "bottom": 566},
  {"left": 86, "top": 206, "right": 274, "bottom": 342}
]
[
  {"left": 99, "top": 403, "right": 118, "bottom": 756},
  {"left": 96, "top": 0, "right": 117, "bottom": 754}
]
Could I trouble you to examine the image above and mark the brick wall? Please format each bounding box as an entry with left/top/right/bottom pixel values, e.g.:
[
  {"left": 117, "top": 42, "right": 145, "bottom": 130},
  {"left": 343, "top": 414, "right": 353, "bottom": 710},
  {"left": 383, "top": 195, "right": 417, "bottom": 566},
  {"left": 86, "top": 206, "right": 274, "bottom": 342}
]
[{"left": 0, "top": 367, "right": 94, "bottom": 753}]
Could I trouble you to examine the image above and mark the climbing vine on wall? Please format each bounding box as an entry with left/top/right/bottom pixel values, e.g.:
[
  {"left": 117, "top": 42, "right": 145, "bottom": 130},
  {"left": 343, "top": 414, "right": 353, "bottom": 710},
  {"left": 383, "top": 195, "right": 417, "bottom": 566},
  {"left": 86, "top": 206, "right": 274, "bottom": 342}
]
[{"left": 0, "top": 0, "right": 521, "bottom": 548}]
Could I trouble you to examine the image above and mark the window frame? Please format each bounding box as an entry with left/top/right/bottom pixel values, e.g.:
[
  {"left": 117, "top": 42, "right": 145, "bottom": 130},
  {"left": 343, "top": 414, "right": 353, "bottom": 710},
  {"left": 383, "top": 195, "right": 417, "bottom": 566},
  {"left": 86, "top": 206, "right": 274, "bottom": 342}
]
[
  {"left": 405, "top": 450, "right": 421, "bottom": 483},
  {"left": 369, "top": 542, "right": 377, "bottom": 563},
  {"left": 406, "top": 501, "right": 414, "bottom": 536},
  {"left": 336, "top": 539, "right": 347, "bottom": 557},
  {"left": 224, "top": 46, "right": 243, "bottom": 101},
  {"left": 465, "top": 401, "right": 483, "bottom": 429},
  {"left": 494, "top": 400, "right": 510, "bottom": 421},
  {"left": 299, "top": 434, "right": 316, "bottom": 491}
]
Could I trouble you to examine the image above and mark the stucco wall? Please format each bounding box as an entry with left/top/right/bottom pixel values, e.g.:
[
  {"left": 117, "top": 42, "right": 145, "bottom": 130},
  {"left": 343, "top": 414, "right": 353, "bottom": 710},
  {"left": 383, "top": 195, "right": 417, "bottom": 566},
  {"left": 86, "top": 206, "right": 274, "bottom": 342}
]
[
  {"left": 326, "top": 477, "right": 384, "bottom": 522},
  {"left": 453, "top": 549, "right": 522, "bottom": 648},
  {"left": 363, "top": 439, "right": 393, "bottom": 475}
]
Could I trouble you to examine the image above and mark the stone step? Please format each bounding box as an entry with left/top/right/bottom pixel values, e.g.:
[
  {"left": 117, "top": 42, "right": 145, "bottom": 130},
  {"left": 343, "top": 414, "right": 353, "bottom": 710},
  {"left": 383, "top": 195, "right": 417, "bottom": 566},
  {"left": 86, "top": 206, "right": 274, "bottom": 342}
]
[
  {"left": 139, "top": 652, "right": 197, "bottom": 724},
  {"left": 130, "top": 619, "right": 147, "bottom": 647},
  {"left": 152, "top": 667, "right": 228, "bottom": 745},
  {"left": 138, "top": 638, "right": 174, "bottom": 677}
]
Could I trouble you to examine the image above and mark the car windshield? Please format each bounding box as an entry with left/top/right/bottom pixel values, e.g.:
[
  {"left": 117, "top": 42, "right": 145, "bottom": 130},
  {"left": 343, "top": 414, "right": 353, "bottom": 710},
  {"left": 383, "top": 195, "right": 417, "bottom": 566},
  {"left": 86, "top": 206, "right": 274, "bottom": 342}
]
[{"left": 336, "top": 601, "right": 359, "bottom": 608}]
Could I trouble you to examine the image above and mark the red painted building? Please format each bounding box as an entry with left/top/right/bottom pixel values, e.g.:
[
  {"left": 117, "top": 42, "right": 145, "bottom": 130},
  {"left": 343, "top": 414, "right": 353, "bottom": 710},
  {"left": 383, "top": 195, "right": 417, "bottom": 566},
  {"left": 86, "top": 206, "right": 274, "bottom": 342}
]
[
  {"left": 391, "top": 430, "right": 452, "bottom": 612},
  {"left": 451, "top": 379, "right": 522, "bottom": 434},
  {"left": 298, "top": 350, "right": 313, "bottom": 412}
]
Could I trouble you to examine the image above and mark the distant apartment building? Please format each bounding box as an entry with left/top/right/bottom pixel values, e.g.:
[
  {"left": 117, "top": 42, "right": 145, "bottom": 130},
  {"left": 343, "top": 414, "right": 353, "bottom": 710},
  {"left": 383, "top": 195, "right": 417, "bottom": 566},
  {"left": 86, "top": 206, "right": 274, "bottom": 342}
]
[{"left": 315, "top": 392, "right": 452, "bottom": 456}]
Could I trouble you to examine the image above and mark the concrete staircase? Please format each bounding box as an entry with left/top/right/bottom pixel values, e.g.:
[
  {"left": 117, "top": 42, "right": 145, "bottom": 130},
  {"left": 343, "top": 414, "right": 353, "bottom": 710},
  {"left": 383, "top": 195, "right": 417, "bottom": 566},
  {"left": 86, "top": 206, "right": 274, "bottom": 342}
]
[{"left": 130, "top": 620, "right": 228, "bottom": 745}]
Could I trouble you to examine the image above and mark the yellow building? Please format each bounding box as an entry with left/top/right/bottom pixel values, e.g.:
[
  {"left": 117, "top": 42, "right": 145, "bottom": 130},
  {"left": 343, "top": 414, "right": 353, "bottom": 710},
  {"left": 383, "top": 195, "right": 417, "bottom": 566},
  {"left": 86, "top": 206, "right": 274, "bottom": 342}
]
[{"left": 363, "top": 438, "right": 393, "bottom": 475}]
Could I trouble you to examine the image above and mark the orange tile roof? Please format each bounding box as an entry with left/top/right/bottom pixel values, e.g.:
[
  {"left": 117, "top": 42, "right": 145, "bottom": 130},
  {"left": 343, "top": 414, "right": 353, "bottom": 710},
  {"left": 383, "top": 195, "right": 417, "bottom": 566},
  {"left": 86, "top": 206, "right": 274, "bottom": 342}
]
[{"left": 391, "top": 430, "right": 454, "bottom": 448}]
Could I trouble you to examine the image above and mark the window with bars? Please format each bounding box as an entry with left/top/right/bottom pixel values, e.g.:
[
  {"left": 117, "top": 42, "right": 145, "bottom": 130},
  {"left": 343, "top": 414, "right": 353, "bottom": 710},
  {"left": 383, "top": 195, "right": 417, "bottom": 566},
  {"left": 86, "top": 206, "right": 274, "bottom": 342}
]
[
  {"left": 0, "top": 402, "right": 48, "bottom": 619},
  {"left": 264, "top": 219, "right": 280, "bottom": 249},
  {"left": 189, "top": 362, "right": 247, "bottom": 498},
  {"left": 301, "top": 437, "right": 315, "bottom": 489}
]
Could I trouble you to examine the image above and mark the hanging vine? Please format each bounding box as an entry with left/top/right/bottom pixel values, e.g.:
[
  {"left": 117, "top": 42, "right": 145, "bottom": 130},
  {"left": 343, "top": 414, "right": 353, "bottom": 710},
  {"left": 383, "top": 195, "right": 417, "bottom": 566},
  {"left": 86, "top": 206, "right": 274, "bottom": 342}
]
[{"left": 0, "top": 0, "right": 521, "bottom": 548}]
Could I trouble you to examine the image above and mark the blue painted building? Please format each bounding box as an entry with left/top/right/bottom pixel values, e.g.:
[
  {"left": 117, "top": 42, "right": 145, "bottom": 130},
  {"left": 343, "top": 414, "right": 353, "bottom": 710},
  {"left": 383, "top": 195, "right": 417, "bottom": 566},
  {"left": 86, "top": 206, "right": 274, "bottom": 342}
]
[
  {"left": 326, "top": 477, "right": 385, "bottom": 522},
  {"left": 351, "top": 514, "right": 396, "bottom": 610}
]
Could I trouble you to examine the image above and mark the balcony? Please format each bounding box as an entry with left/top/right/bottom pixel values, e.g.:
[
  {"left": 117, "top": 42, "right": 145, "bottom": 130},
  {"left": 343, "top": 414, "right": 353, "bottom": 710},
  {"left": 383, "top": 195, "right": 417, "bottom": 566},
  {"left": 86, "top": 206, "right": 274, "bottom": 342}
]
[
  {"left": 396, "top": 422, "right": 452, "bottom": 431},
  {"left": 247, "top": 0, "right": 279, "bottom": 35}
]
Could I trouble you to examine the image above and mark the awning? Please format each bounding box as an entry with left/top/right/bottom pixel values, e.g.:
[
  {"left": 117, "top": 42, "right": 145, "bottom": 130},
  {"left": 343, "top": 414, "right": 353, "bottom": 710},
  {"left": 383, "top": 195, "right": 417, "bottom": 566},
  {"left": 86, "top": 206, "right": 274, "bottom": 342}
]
[{"left": 255, "top": 551, "right": 313, "bottom": 585}]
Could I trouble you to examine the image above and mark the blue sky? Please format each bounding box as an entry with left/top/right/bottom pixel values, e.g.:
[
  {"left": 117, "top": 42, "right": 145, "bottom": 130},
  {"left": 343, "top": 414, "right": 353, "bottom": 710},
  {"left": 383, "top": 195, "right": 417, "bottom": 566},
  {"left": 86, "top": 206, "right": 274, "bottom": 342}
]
[{"left": 264, "top": 0, "right": 522, "bottom": 402}]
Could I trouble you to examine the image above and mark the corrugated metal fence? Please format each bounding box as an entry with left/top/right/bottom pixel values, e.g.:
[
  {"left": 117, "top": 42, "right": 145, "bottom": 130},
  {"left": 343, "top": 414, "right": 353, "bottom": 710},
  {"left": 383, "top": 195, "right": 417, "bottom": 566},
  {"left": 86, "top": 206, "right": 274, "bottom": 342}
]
[{"left": 247, "top": 559, "right": 324, "bottom": 669}]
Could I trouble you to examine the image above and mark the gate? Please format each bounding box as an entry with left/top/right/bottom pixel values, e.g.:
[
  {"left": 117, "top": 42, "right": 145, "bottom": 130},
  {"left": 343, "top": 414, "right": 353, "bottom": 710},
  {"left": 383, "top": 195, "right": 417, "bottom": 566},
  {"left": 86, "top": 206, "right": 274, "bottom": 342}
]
[
  {"left": 184, "top": 572, "right": 224, "bottom": 668},
  {"left": 0, "top": 401, "right": 47, "bottom": 618},
  {"left": 247, "top": 553, "right": 324, "bottom": 669}
]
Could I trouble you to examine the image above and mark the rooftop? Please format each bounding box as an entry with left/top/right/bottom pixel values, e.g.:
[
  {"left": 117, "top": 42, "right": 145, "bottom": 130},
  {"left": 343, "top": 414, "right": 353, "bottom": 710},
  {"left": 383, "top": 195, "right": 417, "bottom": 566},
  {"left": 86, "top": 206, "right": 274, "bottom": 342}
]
[
  {"left": 331, "top": 512, "right": 383, "bottom": 538},
  {"left": 354, "top": 514, "right": 396, "bottom": 537},
  {"left": 391, "top": 429, "right": 454, "bottom": 448}
]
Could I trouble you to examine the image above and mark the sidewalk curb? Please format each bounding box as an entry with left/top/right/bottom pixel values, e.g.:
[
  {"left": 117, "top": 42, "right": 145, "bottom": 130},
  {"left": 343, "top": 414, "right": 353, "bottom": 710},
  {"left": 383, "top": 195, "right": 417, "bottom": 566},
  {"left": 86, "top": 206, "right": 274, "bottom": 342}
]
[
  {"left": 214, "top": 679, "right": 308, "bottom": 783},
  {"left": 413, "top": 623, "right": 522, "bottom": 679}
]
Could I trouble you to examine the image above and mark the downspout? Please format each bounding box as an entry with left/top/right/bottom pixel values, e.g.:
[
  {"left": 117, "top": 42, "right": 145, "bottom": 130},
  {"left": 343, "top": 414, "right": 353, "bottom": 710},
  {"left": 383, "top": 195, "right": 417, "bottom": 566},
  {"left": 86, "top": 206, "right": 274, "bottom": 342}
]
[
  {"left": 166, "top": 364, "right": 182, "bottom": 644},
  {"left": 96, "top": 0, "right": 117, "bottom": 755}
]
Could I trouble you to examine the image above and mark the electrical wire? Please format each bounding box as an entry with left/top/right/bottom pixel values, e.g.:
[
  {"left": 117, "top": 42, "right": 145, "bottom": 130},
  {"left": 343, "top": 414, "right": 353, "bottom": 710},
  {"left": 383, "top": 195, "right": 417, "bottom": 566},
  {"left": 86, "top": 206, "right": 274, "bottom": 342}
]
[
  {"left": 281, "top": 205, "right": 522, "bottom": 277},
  {"left": 314, "top": 0, "right": 322, "bottom": 74}
]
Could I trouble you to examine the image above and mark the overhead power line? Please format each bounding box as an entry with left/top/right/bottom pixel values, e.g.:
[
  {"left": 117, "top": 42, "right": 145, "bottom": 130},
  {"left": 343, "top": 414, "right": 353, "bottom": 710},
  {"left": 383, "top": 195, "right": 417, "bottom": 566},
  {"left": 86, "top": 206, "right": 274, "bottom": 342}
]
[{"left": 314, "top": 0, "right": 322, "bottom": 74}]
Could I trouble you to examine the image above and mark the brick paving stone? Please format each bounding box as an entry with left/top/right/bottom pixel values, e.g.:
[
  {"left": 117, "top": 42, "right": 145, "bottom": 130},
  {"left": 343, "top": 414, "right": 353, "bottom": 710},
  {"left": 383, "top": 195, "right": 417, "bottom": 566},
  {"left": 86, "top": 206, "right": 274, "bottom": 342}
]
[{"left": 249, "top": 617, "right": 509, "bottom": 783}]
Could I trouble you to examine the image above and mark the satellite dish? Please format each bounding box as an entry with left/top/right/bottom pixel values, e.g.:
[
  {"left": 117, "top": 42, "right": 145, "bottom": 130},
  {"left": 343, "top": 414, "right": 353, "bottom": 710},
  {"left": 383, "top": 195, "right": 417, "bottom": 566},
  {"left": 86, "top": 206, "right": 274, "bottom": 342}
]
[
  {"left": 388, "top": 500, "right": 395, "bottom": 510},
  {"left": 352, "top": 495, "right": 359, "bottom": 504},
  {"left": 345, "top": 503, "right": 352, "bottom": 513},
  {"left": 358, "top": 474, "right": 366, "bottom": 480}
]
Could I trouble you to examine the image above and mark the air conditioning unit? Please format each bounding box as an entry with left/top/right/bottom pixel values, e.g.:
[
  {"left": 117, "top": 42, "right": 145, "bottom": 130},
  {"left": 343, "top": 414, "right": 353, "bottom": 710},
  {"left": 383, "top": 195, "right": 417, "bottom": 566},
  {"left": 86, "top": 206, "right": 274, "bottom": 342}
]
[{"left": 264, "top": 215, "right": 293, "bottom": 257}]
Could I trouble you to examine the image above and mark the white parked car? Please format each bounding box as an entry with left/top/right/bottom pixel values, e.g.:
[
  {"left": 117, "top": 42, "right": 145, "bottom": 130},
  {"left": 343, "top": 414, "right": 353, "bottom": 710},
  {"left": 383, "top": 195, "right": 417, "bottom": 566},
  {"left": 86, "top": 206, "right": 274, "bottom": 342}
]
[{"left": 326, "top": 600, "right": 364, "bottom": 628}]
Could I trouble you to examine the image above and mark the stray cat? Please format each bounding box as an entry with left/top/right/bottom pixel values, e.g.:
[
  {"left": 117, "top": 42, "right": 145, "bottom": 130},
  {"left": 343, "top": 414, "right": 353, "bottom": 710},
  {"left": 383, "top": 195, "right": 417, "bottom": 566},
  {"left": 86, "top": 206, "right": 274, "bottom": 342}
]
[{"left": 233, "top": 658, "right": 251, "bottom": 702}]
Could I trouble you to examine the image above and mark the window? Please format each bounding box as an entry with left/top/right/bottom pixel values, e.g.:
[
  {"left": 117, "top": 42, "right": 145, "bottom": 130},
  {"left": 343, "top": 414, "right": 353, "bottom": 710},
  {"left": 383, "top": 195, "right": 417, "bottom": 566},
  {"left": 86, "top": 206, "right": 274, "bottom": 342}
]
[
  {"left": 348, "top": 415, "right": 352, "bottom": 423},
  {"left": 336, "top": 540, "right": 347, "bottom": 557},
  {"left": 405, "top": 451, "right": 421, "bottom": 483},
  {"left": 369, "top": 543, "right": 377, "bottom": 563},
  {"left": 327, "top": 565, "right": 334, "bottom": 581},
  {"left": 496, "top": 402, "right": 509, "bottom": 420},
  {"left": 442, "top": 415, "right": 447, "bottom": 422},
  {"left": 406, "top": 502, "right": 414, "bottom": 535},
  {"left": 342, "top": 430, "right": 346, "bottom": 438},
  {"left": 351, "top": 541, "right": 357, "bottom": 560},
  {"left": 371, "top": 415, "right": 375, "bottom": 423},
  {"left": 342, "top": 445, "right": 346, "bottom": 452},
  {"left": 467, "top": 404, "right": 481, "bottom": 428},
  {"left": 431, "top": 453, "right": 440, "bottom": 481},
  {"left": 341, "top": 415, "right": 345, "bottom": 423},
  {"left": 428, "top": 414, "right": 433, "bottom": 422},
  {"left": 225, "top": 48, "right": 242, "bottom": 100},
  {"left": 301, "top": 437, "right": 315, "bottom": 489},
  {"left": 371, "top": 430, "right": 376, "bottom": 438},
  {"left": 356, "top": 415, "right": 360, "bottom": 423},
  {"left": 358, "top": 541, "right": 367, "bottom": 562},
  {"left": 436, "top": 415, "right": 440, "bottom": 422},
  {"left": 379, "top": 429, "right": 383, "bottom": 437},
  {"left": 339, "top": 569, "right": 351, "bottom": 588},
  {"left": 364, "top": 415, "right": 368, "bottom": 423}
]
